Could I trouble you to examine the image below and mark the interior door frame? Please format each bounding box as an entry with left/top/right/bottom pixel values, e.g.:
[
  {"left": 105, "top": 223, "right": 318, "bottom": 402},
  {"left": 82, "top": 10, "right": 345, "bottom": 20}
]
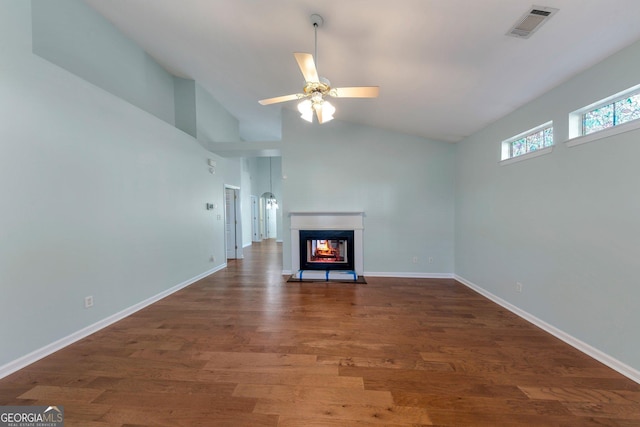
[{"left": 251, "top": 195, "right": 260, "bottom": 242}]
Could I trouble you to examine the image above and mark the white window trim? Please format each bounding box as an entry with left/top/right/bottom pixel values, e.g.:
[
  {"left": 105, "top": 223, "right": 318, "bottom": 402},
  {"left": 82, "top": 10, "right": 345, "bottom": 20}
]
[
  {"left": 500, "top": 145, "right": 554, "bottom": 166},
  {"left": 500, "top": 121, "right": 553, "bottom": 162}
]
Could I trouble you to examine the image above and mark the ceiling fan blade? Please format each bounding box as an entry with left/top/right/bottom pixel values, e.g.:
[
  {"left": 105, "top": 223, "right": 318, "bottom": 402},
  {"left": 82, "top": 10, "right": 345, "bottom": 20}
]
[
  {"left": 294, "top": 52, "right": 319, "bottom": 83},
  {"left": 332, "top": 86, "right": 380, "bottom": 98},
  {"left": 258, "top": 93, "right": 301, "bottom": 105},
  {"left": 316, "top": 106, "right": 325, "bottom": 124}
]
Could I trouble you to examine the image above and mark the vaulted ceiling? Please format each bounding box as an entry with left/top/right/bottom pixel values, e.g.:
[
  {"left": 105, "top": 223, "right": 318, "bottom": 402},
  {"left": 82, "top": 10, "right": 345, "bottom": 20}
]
[{"left": 84, "top": 0, "right": 640, "bottom": 143}]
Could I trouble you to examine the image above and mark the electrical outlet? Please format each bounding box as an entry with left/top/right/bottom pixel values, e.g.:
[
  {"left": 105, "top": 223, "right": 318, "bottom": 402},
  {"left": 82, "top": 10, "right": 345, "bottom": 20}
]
[
  {"left": 210, "top": 255, "right": 216, "bottom": 262},
  {"left": 84, "top": 296, "right": 94, "bottom": 308},
  {"left": 412, "top": 256, "right": 418, "bottom": 264},
  {"left": 428, "top": 257, "right": 433, "bottom": 264},
  {"left": 516, "top": 282, "right": 523, "bottom": 293}
]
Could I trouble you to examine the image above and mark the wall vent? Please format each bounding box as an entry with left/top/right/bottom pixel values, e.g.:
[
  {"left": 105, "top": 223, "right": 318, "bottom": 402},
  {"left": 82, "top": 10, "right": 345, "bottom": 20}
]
[{"left": 507, "top": 5, "right": 559, "bottom": 39}]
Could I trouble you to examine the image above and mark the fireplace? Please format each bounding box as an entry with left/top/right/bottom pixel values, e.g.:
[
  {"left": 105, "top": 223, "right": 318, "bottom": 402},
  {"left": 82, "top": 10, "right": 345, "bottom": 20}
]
[
  {"left": 289, "top": 212, "right": 364, "bottom": 278},
  {"left": 299, "top": 230, "right": 355, "bottom": 271}
]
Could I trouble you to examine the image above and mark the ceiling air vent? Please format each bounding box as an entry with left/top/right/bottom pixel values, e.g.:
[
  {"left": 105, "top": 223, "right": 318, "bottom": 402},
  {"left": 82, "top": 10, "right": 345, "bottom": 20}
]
[{"left": 506, "top": 5, "right": 559, "bottom": 39}]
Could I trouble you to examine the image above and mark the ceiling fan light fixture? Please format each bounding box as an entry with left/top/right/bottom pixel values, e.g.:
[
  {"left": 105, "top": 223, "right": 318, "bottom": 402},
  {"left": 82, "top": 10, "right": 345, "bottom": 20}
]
[
  {"left": 322, "top": 101, "right": 335, "bottom": 122},
  {"left": 298, "top": 99, "right": 313, "bottom": 122},
  {"left": 301, "top": 110, "right": 314, "bottom": 123},
  {"left": 298, "top": 99, "right": 311, "bottom": 114}
]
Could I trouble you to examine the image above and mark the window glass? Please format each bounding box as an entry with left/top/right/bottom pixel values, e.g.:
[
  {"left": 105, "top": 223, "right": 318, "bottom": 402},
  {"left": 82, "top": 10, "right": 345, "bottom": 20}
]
[
  {"left": 503, "top": 123, "right": 553, "bottom": 160},
  {"left": 583, "top": 93, "right": 640, "bottom": 135}
]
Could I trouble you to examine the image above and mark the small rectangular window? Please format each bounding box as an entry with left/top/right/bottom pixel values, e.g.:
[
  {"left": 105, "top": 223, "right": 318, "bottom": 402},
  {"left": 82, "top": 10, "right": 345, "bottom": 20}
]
[
  {"left": 501, "top": 122, "right": 553, "bottom": 161},
  {"left": 582, "top": 92, "right": 640, "bottom": 135}
]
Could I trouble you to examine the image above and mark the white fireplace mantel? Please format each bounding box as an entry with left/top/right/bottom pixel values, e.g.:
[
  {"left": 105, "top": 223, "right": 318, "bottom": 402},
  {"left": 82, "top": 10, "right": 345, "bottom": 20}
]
[
  {"left": 289, "top": 211, "right": 364, "bottom": 275},
  {"left": 289, "top": 211, "right": 364, "bottom": 230}
]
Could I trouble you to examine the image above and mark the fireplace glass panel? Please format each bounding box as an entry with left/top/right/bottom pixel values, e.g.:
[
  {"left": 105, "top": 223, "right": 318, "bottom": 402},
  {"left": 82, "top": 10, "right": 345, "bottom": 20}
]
[{"left": 306, "top": 239, "right": 348, "bottom": 265}]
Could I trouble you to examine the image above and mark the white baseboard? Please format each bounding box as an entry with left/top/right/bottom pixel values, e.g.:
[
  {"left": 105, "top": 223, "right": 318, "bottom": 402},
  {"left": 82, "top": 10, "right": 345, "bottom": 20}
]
[
  {"left": 0, "top": 264, "right": 226, "bottom": 380},
  {"left": 455, "top": 274, "right": 640, "bottom": 385},
  {"left": 365, "top": 272, "right": 454, "bottom": 279}
]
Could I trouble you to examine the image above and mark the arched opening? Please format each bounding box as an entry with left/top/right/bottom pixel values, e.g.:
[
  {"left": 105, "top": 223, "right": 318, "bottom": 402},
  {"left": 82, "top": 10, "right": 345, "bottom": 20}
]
[{"left": 260, "top": 191, "right": 278, "bottom": 240}]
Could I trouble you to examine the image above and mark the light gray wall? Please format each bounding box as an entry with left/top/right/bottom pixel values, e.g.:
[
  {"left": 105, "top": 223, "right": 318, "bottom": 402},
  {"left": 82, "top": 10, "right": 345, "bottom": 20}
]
[
  {"left": 455, "top": 39, "right": 640, "bottom": 373},
  {"left": 0, "top": 1, "right": 236, "bottom": 370},
  {"left": 196, "top": 83, "right": 241, "bottom": 144},
  {"left": 174, "top": 77, "right": 197, "bottom": 138},
  {"left": 240, "top": 157, "right": 257, "bottom": 246},
  {"left": 31, "top": 0, "right": 176, "bottom": 125},
  {"left": 281, "top": 111, "right": 455, "bottom": 275}
]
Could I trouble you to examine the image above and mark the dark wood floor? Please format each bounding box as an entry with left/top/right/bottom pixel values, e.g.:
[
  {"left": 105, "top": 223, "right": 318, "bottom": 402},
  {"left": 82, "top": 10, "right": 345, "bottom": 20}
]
[{"left": 1, "top": 240, "right": 639, "bottom": 426}]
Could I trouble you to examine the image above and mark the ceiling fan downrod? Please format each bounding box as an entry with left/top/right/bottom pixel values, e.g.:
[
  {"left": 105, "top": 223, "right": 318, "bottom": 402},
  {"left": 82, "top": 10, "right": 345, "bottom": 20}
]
[{"left": 310, "top": 14, "right": 323, "bottom": 74}]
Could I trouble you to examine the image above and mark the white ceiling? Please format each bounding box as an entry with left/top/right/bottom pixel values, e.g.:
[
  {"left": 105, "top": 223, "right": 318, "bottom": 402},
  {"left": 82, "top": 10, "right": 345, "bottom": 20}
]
[{"left": 83, "top": 0, "right": 640, "bottom": 143}]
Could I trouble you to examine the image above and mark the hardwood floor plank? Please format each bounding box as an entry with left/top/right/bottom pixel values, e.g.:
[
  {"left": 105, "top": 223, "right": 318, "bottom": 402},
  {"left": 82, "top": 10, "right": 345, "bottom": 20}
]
[
  {"left": 519, "top": 386, "right": 640, "bottom": 404},
  {"left": 254, "top": 401, "right": 433, "bottom": 425},
  {"left": 203, "top": 362, "right": 338, "bottom": 376},
  {"left": 392, "top": 391, "right": 571, "bottom": 416},
  {"left": 201, "top": 351, "right": 318, "bottom": 367},
  {"left": 0, "top": 240, "right": 638, "bottom": 426},
  {"left": 99, "top": 406, "right": 278, "bottom": 427},
  {"left": 65, "top": 421, "right": 116, "bottom": 427},
  {"left": 93, "top": 390, "right": 256, "bottom": 412},
  {"left": 232, "top": 383, "right": 394, "bottom": 406},
  {"left": 561, "top": 401, "right": 640, "bottom": 420},
  {"left": 424, "top": 409, "right": 637, "bottom": 427},
  {"left": 49, "top": 402, "right": 112, "bottom": 425},
  {"left": 277, "top": 418, "right": 431, "bottom": 427},
  {"left": 86, "top": 376, "right": 237, "bottom": 397},
  {"left": 199, "top": 370, "right": 364, "bottom": 388},
  {"left": 18, "top": 385, "right": 104, "bottom": 402}
]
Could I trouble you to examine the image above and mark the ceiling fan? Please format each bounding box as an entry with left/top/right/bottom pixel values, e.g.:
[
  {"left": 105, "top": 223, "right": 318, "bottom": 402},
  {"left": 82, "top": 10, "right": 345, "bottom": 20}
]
[{"left": 258, "top": 14, "right": 379, "bottom": 124}]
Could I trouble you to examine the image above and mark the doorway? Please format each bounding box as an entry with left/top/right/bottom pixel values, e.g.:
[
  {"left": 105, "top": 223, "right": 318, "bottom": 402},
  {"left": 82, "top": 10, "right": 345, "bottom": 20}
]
[
  {"left": 260, "top": 192, "right": 278, "bottom": 240},
  {"left": 225, "top": 186, "right": 242, "bottom": 259}
]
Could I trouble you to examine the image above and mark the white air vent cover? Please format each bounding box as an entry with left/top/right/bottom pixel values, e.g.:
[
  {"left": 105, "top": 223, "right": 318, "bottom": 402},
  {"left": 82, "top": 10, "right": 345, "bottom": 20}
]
[{"left": 507, "top": 5, "right": 559, "bottom": 39}]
